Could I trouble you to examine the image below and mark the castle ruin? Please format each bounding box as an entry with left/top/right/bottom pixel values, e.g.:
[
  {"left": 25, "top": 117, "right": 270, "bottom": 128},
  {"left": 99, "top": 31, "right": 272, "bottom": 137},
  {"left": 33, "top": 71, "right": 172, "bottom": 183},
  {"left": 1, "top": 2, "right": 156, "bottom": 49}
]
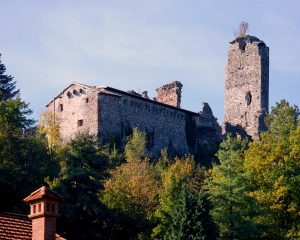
[{"left": 46, "top": 31, "right": 269, "bottom": 156}]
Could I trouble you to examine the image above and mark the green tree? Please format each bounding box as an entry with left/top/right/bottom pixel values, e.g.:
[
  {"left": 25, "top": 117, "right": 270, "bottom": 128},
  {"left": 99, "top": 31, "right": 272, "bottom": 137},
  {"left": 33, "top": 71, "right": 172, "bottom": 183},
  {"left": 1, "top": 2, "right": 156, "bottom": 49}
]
[
  {"left": 207, "top": 135, "right": 259, "bottom": 240},
  {"left": 153, "top": 156, "right": 216, "bottom": 240},
  {"left": 101, "top": 160, "right": 160, "bottom": 239},
  {"left": 0, "top": 54, "right": 19, "bottom": 101},
  {"left": 244, "top": 100, "right": 300, "bottom": 239},
  {"left": 38, "top": 111, "right": 62, "bottom": 153},
  {"left": 0, "top": 54, "right": 53, "bottom": 213},
  {"left": 48, "top": 133, "right": 109, "bottom": 239},
  {"left": 125, "top": 128, "right": 147, "bottom": 162}
]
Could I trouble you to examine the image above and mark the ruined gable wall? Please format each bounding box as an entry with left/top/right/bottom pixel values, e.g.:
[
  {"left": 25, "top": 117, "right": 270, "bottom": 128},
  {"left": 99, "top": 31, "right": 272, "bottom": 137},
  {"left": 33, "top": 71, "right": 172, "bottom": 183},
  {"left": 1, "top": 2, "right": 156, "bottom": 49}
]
[
  {"left": 47, "top": 85, "right": 99, "bottom": 142},
  {"left": 155, "top": 81, "right": 183, "bottom": 108}
]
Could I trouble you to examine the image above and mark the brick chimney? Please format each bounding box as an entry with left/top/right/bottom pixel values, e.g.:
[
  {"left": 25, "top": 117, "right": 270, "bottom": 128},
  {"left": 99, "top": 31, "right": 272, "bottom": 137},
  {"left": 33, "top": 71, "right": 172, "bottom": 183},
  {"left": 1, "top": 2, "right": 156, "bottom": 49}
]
[
  {"left": 155, "top": 81, "right": 183, "bottom": 108},
  {"left": 24, "top": 186, "right": 63, "bottom": 240}
]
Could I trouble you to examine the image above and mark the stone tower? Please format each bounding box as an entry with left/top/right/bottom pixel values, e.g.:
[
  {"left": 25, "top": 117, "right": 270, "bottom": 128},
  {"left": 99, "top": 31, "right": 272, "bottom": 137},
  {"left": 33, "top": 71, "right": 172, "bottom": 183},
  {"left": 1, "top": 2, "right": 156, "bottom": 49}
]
[{"left": 223, "top": 35, "right": 269, "bottom": 138}]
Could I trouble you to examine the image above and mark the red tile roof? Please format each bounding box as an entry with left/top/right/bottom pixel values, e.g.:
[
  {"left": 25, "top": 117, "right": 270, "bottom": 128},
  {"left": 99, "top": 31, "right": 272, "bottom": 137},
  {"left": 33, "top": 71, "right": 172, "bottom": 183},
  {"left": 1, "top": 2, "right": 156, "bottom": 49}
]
[
  {"left": 0, "top": 212, "right": 32, "bottom": 239},
  {"left": 23, "top": 186, "right": 63, "bottom": 203},
  {"left": 0, "top": 212, "right": 66, "bottom": 240}
]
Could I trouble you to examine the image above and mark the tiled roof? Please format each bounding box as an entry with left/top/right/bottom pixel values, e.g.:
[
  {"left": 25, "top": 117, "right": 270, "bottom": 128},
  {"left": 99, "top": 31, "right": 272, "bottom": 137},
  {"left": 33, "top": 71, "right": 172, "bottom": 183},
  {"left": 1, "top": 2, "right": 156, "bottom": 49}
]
[
  {"left": 23, "top": 186, "right": 63, "bottom": 203},
  {"left": 0, "top": 212, "right": 32, "bottom": 239},
  {"left": 0, "top": 212, "right": 66, "bottom": 240}
]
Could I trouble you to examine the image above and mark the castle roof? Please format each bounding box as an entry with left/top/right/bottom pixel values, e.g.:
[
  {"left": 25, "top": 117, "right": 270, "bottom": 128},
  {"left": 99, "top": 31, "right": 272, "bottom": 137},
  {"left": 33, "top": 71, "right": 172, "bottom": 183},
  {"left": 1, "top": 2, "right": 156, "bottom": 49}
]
[{"left": 46, "top": 82, "right": 214, "bottom": 117}]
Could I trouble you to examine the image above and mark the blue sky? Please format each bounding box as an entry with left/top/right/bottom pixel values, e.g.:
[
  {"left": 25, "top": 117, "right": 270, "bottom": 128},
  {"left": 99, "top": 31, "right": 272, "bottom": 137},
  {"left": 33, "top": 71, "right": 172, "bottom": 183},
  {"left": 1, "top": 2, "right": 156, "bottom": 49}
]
[{"left": 1, "top": 0, "right": 300, "bottom": 122}]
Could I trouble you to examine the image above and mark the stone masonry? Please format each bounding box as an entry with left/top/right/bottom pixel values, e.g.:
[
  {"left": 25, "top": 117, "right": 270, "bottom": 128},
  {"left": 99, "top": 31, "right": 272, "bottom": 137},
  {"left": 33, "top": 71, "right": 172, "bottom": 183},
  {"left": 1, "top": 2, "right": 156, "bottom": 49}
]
[
  {"left": 223, "top": 35, "right": 269, "bottom": 138},
  {"left": 46, "top": 33, "right": 269, "bottom": 157},
  {"left": 155, "top": 81, "right": 183, "bottom": 108},
  {"left": 46, "top": 82, "right": 220, "bottom": 157}
]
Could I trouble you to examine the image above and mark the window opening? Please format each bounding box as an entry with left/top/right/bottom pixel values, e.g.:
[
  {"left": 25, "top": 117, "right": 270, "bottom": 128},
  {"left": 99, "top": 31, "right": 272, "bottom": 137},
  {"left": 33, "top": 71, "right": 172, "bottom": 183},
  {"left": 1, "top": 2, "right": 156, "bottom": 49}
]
[{"left": 78, "top": 119, "right": 83, "bottom": 127}]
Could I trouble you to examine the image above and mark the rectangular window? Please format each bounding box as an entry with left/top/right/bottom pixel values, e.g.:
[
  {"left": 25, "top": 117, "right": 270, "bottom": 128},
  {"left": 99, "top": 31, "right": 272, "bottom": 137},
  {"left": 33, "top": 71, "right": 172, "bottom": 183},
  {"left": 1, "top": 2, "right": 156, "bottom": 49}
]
[
  {"left": 33, "top": 205, "right": 36, "bottom": 214},
  {"left": 38, "top": 203, "right": 41, "bottom": 212},
  {"left": 78, "top": 119, "right": 83, "bottom": 127},
  {"left": 59, "top": 104, "right": 63, "bottom": 112},
  {"left": 85, "top": 98, "right": 89, "bottom": 103}
]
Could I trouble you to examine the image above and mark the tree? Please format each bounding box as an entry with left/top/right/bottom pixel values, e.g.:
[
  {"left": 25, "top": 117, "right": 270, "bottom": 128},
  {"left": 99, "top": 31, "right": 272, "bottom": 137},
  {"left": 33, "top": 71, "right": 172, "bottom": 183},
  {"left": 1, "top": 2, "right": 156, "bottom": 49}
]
[
  {"left": 125, "top": 128, "right": 147, "bottom": 162},
  {"left": 101, "top": 160, "right": 160, "bottom": 239},
  {"left": 0, "top": 54, "right": 48, "bottom": 213},
  {"left": 38, "top": 111, "right": 61, "bottom": 153},
  {"left": 153, "top": 156, "right": 216, "bottom": 240},
  {"left": 206, "top": 135, "right": 260, "bottom": 240},
  {"left": 0, "top": 134, "right": 58, "bottom": 213},
  {"left": 244, "top": 100, "right": 300, "bottom": 239},
  {"left": 48, "top": 133, "right": 109, "bottom": 239},
  {"left": 0, "top": 54, "right": 19, "bottom": 101}
]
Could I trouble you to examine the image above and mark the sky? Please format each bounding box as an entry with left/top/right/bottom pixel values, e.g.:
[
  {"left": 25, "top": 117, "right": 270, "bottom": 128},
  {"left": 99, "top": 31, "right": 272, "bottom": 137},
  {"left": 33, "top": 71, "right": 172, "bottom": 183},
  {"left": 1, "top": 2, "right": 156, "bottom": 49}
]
[{"left": 1, "top": 0, "right": 300, "bottom": 123}]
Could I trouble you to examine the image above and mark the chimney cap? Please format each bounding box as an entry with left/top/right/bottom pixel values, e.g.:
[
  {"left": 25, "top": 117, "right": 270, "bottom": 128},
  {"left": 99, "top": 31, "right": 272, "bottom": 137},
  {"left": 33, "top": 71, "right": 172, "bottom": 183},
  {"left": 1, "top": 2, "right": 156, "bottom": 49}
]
[{"left": 23, "top": 186, "right": 63, "bottom": 203}]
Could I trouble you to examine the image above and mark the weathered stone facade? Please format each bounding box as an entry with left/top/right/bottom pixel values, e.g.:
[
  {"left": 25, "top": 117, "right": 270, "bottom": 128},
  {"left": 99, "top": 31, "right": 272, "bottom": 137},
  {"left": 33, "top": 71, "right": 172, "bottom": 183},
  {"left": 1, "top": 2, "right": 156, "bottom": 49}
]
[
  {"left": 47, "top": 82, "right": 220, "bottom": 157},
  {"left": 223, "top": 35, "right": 269, "bottom": 138},
  {"left": 155, "top": 81, "right": 183, "bottom": 108},
  {"left": 46, "top": 33, "right": 270, "bottom": 157}
]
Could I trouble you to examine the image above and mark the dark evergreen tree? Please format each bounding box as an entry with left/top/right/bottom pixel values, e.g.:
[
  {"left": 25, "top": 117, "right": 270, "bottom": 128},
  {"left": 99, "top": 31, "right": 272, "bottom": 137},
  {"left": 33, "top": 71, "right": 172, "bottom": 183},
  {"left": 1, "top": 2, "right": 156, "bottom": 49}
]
[
  {"left": 153, "top": 157, "right": 217, "bottom": 240},
  {"left": 48, "top": 133, "right": 110, "bottom": 239},
  {"left": 207, "top": 136, "right": 260, "bottom": 240},
  {"left": 0, "top": 54, "right": 19, "bottom": 101}
]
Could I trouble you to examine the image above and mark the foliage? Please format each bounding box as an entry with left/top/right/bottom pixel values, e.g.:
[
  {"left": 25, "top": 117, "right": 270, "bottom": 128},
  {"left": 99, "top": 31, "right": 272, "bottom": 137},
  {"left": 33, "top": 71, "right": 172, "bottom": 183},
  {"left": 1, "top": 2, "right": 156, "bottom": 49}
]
[
  {"left": 38, "top": 111, "right": 61, "bottom": 153},
  {"left": 48, "top": 133, "right": 109, "bottom": 239},
  {"left": 0, "top": 134, "right": 58, "bottom": 213},
  {"left": 244, "top": 100, "right": 300, "bottom": 239},
  {"left": 125, "top": 128, "right": 147, "bottom": 162},
  {"left": 0, "top": 54, "right": 52, "bottom": 213},
  {"left": 206, "top": 135, "right": 260, "bottom": 239},
  {"left": 0, "top": 54, "right": 19, "bottom": 101},
  {"left": 101, "top": 159, "right": 160, "bottom": 238},
  {"left": 153, "top": 156, "right": 216, "bottom": 240}
]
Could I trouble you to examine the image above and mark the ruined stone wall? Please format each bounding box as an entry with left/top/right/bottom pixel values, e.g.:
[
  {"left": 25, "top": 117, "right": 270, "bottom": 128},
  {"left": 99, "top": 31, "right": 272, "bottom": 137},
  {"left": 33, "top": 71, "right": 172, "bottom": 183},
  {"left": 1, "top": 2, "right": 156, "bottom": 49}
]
[
  {"left": 47, "top": 85, "right": 99, "bottom": 142},
  {"left": 46, "top": 83, "right": 220, "bottom": 157},
  {"left": 98, "top": 92, "right": 220, "bottom": 156},
  {"left": 98, "top": 92, "right": 189, "bottom": 156},
  {"left": 155, "top": 81, "right": 183, "bottom": 108},
  {"left": 223, "top": 36, "right": 269, "bottom": 138}
]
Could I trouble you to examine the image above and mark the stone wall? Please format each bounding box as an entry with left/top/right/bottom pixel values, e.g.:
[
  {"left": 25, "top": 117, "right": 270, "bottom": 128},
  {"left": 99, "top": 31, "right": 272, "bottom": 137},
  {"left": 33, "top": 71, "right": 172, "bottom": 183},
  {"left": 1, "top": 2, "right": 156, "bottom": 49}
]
[
  {"left": 47, "top": 84, "right": 99, "bottom": 142},
  {"left": 223, "top": 36, "right": 269, "bottom": 138},
  {"left": 46, "top": 83, "right": 221, "bottom": 158},
  {"left": 98, "top": 90, "right": 220, "bottom": 156},
  {"left": 155, "top": 81, "right": 183, "bottom": 108},
  {"left": 98, "top": 91, "right": 189, "bottom": 156}
]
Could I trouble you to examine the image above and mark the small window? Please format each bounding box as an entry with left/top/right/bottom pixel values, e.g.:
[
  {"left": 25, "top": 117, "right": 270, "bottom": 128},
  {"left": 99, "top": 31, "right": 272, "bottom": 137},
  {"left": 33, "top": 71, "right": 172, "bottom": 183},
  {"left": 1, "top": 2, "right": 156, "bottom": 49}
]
[
  {"left": 38, "top": 203, "right": 41, "bottom": 212},
  {"left": 73, "top": 89, "right": 78, "bottom": 95},
  {"left": 59, "top": 104, "right": 63, "bottom": 112},
  {"left": 67, "top": 91, "right": 72, "bottom": 98},
  {"left": 33, "top": 205, "right": 36, "bottom": 214},
  {"left": 79, "top": 89, "right": 85, "bottom": 94},
  {"left": 52, "top": 204, "right": 55, "bottom": 213},
  {"left": 78, "top": 119, "right": 83, "bottom": 127},
  {"left": 245, "top": 91, "right": 252, "bottom": 106},
  {"left": 85, "top": 98, "right": 89, "bottom": 103}
]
